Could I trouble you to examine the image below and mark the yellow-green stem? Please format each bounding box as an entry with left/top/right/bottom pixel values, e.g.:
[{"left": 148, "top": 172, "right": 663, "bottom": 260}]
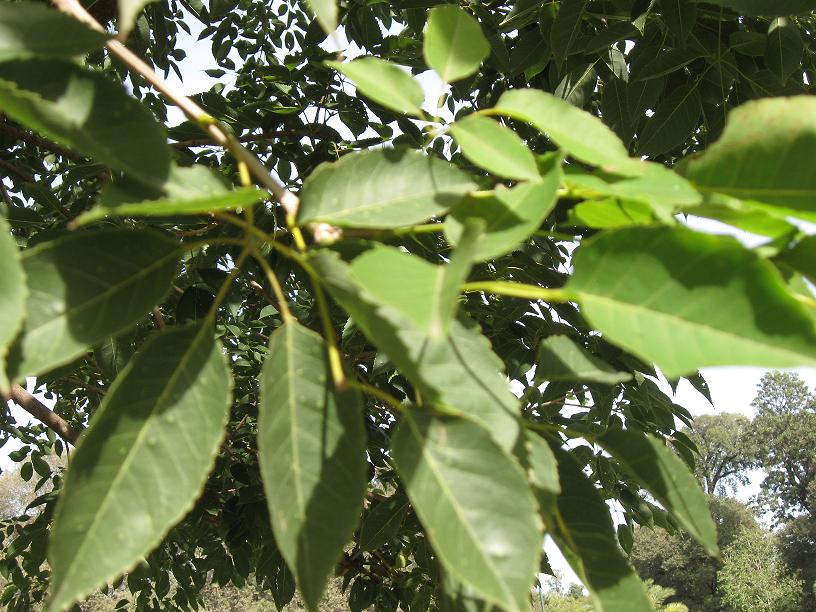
[
  {"left": 462, "top": 281, "right": 573, "bottom": 303},
  {"left": 251, "top": 249, "right": 294, "bottom": 323}
]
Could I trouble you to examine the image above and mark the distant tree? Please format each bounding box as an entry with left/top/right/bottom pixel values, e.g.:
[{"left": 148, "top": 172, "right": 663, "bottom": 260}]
[
  {"left": 683, "top": 413, "right": 753, "bottom": 496},
  {"left": 631, "top": 496, "right": 758, "bottom": 611},
  {"left": 718, "top": 528, "right": 802, "bottom": 612},
  {"left": 751, "top": 372, "right": 816, "bottom": 521},
  {"left": 777, "top": 516, "right": 816, "bottom": 611}
]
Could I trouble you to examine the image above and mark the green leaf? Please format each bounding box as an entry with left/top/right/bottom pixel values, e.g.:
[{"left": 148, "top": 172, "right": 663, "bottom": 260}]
[
  {"left": 328, "top": 58, "right": 424, "bottom": 117},
  {"left": 445, "top": 158, "right": 562, "bottom": 261},
  {"left": 493, "top": 89, "right": 634, "bottom": 172},
  {"left": 307, "top": 0, "right": 338, "bottom": 34},
  {"left": 565, "top": 198, "right": 656, "bottom": 229},
  {"left": 258, "top": 321, "right": 366, "bottom": 611},
  {"left": 685, "top": 198, "right": 798, "bottom": 240},
  {"left": 298, "top": 148, "right": 475, "bottom": 228},
  {"left": 550, "top": 0, "right": 587, "bottom": 67},
  {"left": 780, "top": 235, "right": 816, "bottom": 284},
  {"left": 7, "top": 229, "right": 178, "bottom": 381},
  {"left": 596, "top": 427, "right": 718, "bottom": 555},
  {"left": 47, "top": 324, "right": 232, "bottom": 612},
  {"left": 0, "top": 215, "right": 26, "bottom": 395},
  {"left": 359, "top": 493, "right": 410, "bottom": 551},
  {"left": 450, "top": 114, "right": 539, "bottom": 181},
  {"left": 347, "top": 238, "right": 477, "bottom": 338},
  {"left": 660, "top": 0, "right": 697, "bottom": 45},
  {"left": 682, "top": 97, "right": 816, "bottom": 219},
  {"left": 0, "top": 3, "right": 108, "bottom": 62},
  {"left": 544, "top": 443, "right": 652, "bottom": 612},
  {"left": 636, "top": 83, "right": 701, "bottom": 156},
  {"left": 765, "top": 18, "right": 803, "bottom": 84},
  {"left": 75, "top": 187, "right": 263, "bottom": 226},
  {"left": 522, "top": 430, "right": 560, "bottom": 516},
  {"left": 423, "top": 5, "right": 489, "bottom": 83},
  {"left": 311, "top": 251, "right": 522, "bottom": 452},
  {"left": 536, "top": 335, "right": 631, "bottom": 384},
  {"left": 564, "top": 162, "right": 702, "bottom": 221},
  {"left": 567, "top": 226, "right": 816, "bottom": 377},
  {"left": 118, "top": 0, "right": 159, "bottom": 38},
  {"left": 0, "top": 60, "right": 170, "bottom": 185},
  {"left": 690, "top": 0, "right": 815, "bottom": 16},
  {"left": 392, "top": 411, "right": 541, "bottom": 612}
]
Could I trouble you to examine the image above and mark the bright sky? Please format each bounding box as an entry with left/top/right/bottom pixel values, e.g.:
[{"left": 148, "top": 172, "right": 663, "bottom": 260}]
[{"left": 4, "top": 13, "right": 816, "bottom": 593}]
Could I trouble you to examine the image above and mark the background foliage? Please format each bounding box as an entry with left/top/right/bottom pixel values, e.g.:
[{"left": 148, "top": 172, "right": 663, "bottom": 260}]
[{"left": 1, "top": 0, "right": 816, "bottom": 611}]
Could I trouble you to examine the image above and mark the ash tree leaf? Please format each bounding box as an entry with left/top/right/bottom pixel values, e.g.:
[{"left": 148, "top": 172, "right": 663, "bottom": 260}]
[
  {"left": 449, "top": 114, "right": 540, "bottom": 181},
  {"left": 445, "top": 155, "right": 562, "bottom": 261},
  {"left": 536, "top": 335, "right": 631, "bottom": 384},
  {"left": 636, "top": 82, "right": 701, "bottom": 157},
  {"left": 566, "top": 198, "right": 656, "bottom": 229},
  {"left": 522, "top": 430, "right": 560, "bottom": 516},
  {"left": 682, "top": 96, "right": 816, "bottom": 219},
  {"left": 564, "top": 161, "right": 702, "bottom": 221},
  {"left": 423, "top": 5, "right": 490, "bottom": 83},
  {"left": 310, "top": 250, "right": 522, "bottom": 452},
  {"left": 328, "top": 58, "right": 424, "bottom": 117},
  {"left": 392, "top": 411, "right": 542, "bottom": 612},
  {"left": 659, "top": 0, "right": 697, "bottom": 45},
  {"left": 493, "top": 89, "right": 636, "bottom": 173},
  {"left": 359, "top": 493, "right": 410, "bottom": 551},
  {"left": 306, "top": 0, "right": 338, "bottom": 34},
  {"left": 0, "top": 3, "right": 108, "bottom": 62},
  {"left": 47, "top": 324, "right": 232, "bottom": 612},
  {"left": 75, "top": 187, "right": 264, "bottom": 226},
  {"left": 781, "top": 235, "right": 816, "bottom": 283},
  {"left": 596, "top": 427, "right": 718, "bottom": 555},
  {"left": 0, "top": 60, "right": 170, "bottom": 185},
  {"left": 0, "top": 215, "right": 26, "bottom": 395},
  {"left": 258, "top": 321, "right": 367, "bottom": 611},
  {"left": 567, "top": 226, "right": 816, "bottom": 377},
  {"left": 118, "top": 0, "right": 159, "bottom": 38},
  {"left": 765, "top": 18, "right": 803, "bottom": 84},
  {"left": 690, "top": 0, "right": 815, "bottom": 16},
  {"left": 544, "top": 443, "right": 653, "bottom": 612},
  {"left": 7, "top": 229, "right": 179, "bottom": 382},
  {"left": 550, "top": 0, "right": 587, "bottom": 67},
  {"left": 298, "top": 148, "right": 476, "bottom": 228},
  {"left": 684, "top": 198, "right": 798, "bottom": 240}
]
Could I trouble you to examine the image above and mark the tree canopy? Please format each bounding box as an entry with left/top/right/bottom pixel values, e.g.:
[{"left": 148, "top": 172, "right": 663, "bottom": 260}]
[{"left": 1, "top": 0, "right": 816, "bottom": 611}]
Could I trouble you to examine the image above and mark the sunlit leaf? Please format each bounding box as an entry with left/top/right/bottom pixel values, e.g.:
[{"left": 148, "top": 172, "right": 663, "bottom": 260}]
[
  {"left": 328, "top": 58, "right": 424, "bottom": 117},
  {"left": 306, "top": 0, "right": 338, "bottom": 34},
  {"left": 298, "top": 148, "right": 475, "bottom": 228},
  {"left": 536, "top": 335, "right": 631, "bottom": 384},
  {"left": 450, "top": 114, "right": 539, "bottom": 181},
  {"left": 118, "top": 0, "right": 159, "bottom": 37},
  {"left": 423, "top": 5, "right": 489, "bottom": 83},
  {"left": 568, "top": 226, "right": 816, "bottom": 377}
]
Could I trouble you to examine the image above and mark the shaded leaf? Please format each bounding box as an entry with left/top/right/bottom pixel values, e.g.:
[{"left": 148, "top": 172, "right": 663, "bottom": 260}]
[
  {"left": 637, "top": 83, "right": 701, "bottom": 156},
  {"left": 298, "top": 148, "right": 475, "bottom": 228},
  {"left": 536, "top": 335, "right": 631, "bottom": 384},
  {"left": 359, "top": 493, "right": 410, "bottom": 551},
  {"left": 8, "top": 229, "right": 178, "bottom": 381},
  {"left": 660, "top": 0, "right": 697, "bottom": 45},
  {"left": 691, "top": 0, "right": 815, "bottom": 16},
  {"left": 328, "top": 58, "right": 424, "bottom": 117},
  {"left": 0, "top": 60, "right": 170, "bottom": 185},
  {"left": 596, "top": 427, "right": 718, "bottom": 555},
  {"left": 392, "top": 411, "right": 541, "bottom": 612},
  {"left": 0, "top": 3, "right": 108, "bottom": 61},
  {"left": 567, "top": 226, "right": 816, "bottom": 377},
  {"left": 781, "top": 235, "right": 816, "bottom": 284},
  {"left": 0, "top": 215, "right": 25, "bottom": 394},
  {"left": 450, "top": 114, "right": 539, "bottom": 181},
  {"left": 550, "top": 0, "right": 587, "bottom": 67},
  {"left": 545, "top": 444, "right": 652, "bottom": 612},
  {"left": 765, "top": 18, "right": 803, "bottom": 85},
  {"left": 445, "top": 157, "right": 562, "bottom": 261},
  {"left": 118, "top": 0, "right": 159, "bottom": 37},
  {"left": 258, "top": 321, "right": 366, "bottom": 611},
  {"left": 424, "top": 5, "right": 489, "bottom": 83},
  {"left": 47, "top": 324, "right": 231, "bottom": 612}
]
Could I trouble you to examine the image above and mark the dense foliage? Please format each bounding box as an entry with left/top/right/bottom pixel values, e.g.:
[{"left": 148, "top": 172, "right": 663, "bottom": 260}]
[{"left": 1, "top": 0, "right": 816, "bottom": 611}]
